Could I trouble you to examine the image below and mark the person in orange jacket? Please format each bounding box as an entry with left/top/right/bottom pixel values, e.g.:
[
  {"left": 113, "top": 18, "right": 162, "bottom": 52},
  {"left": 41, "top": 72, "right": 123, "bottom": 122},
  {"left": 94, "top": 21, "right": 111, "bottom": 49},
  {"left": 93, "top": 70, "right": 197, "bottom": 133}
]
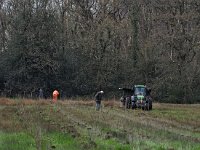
[{"left": 52, "top": 90, "right": 59, "bottom": 103}]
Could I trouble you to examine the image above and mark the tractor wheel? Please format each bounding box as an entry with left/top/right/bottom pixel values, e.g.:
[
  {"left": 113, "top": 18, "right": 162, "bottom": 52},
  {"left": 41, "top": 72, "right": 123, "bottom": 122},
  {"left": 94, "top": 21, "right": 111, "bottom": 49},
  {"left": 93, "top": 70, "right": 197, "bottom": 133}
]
[
  {"left": 146, "top": 103, "right": 150, "bottom": 111},
  {"left": 132, "top": 102, "right": 136, "bottom": 109},
  {"left": 149, "top": 101, "right": 152, "bottom": 110},
  {"left": 149, "top": 104, "right": 152, "bottom": 110}
]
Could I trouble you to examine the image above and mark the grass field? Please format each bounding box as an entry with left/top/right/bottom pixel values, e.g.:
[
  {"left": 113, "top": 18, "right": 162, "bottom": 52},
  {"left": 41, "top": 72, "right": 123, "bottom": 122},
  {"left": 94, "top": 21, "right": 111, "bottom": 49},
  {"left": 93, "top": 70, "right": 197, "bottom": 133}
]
[{"left": 0, "top": 98, "right": 200, "bottom": 150}]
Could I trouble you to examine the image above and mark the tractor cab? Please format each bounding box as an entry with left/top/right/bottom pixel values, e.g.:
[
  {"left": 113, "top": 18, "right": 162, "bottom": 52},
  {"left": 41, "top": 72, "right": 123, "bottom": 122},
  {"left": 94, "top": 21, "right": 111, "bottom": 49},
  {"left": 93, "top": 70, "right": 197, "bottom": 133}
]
[
  {"left": 134, "top": 85, "right": 146, "bottom": 96},
  {"left": 133, "top": 85, "right": 151, "bottom": 96}
]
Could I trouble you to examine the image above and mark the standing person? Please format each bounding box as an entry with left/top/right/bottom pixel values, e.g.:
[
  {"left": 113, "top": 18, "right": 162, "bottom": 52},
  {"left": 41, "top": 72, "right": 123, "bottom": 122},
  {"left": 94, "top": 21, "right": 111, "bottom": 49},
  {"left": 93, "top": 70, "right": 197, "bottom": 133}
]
[
  {"left": 52, "top": 90, "right": 59, "bottom": 103},
  {"left": 95, "top": 90, "right": 104, "bottom": 111},
  {"left": 39, "top": 88, "right": 43, "bottom": 99}
]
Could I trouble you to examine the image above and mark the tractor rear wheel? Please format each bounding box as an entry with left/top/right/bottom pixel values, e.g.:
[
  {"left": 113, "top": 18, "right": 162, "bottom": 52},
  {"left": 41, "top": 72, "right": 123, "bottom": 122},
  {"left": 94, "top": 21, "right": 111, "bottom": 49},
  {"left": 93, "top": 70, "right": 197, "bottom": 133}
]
[
  {"left": 149, "top": 104, "right": 152, "bottom": 110},
  {"left": 145, "top": 102, "right": 150, "bottom": 111}
]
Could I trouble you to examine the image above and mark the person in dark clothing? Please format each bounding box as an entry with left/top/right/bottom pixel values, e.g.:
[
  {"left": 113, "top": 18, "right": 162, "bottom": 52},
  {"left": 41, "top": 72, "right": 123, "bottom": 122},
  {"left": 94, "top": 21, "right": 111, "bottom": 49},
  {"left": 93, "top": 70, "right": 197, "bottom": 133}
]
[
  {"left": 95, "top": 91, "right": 104, "bottom": 111},
  {"left": 39, "top": 88, "right": 43, "bottom": 99}
]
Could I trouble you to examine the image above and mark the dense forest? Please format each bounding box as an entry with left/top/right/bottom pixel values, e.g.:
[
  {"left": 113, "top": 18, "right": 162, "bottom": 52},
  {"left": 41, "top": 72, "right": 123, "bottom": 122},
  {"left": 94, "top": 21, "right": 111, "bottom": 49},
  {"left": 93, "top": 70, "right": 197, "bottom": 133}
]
[{"left": 0, "top": 0, "right": 200, "bottom": 103}]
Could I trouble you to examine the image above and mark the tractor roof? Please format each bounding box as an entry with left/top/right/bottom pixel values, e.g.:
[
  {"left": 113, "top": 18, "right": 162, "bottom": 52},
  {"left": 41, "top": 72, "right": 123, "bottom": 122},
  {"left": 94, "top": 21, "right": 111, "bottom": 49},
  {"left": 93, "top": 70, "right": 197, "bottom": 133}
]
[{"left": 134, "top": 85, "right": 146, "bottom": 88}]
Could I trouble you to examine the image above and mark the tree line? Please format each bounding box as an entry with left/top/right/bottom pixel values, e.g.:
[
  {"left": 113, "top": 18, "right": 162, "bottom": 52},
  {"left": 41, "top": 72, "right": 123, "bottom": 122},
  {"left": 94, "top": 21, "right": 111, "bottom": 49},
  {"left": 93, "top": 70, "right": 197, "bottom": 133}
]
[{"left": 0, "top": 0, "right": 200, "bottom": 103}]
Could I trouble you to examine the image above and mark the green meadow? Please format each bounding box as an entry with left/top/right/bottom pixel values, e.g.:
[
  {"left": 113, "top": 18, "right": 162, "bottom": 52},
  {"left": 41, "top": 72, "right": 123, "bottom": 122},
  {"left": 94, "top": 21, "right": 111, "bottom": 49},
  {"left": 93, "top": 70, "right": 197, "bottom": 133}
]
[{"left": 0, "top": 98, "right": 200, "bottom": 150}]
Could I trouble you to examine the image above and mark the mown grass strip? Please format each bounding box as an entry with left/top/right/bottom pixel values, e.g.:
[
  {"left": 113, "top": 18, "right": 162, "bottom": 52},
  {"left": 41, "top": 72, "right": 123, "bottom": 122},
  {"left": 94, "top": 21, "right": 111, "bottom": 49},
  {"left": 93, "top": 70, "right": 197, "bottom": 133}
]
[
  {"left": 0, "top": 132, "right": 36, "bottom": 150},
  {"left": 0, "top": 131, "right": 81, "bottom": 150}
]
